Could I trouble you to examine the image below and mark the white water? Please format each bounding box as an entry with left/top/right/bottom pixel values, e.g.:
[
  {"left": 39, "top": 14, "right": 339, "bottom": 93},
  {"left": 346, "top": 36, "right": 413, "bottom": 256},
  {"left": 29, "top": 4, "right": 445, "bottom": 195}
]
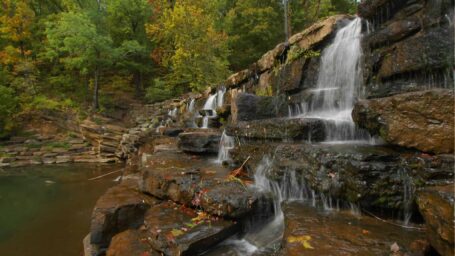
[
  {"left": 216, "top": 131, "right": 235, "bottom": 163},
  {"left": 293, "top": 18, "right": 377, "bottom": 143},
  {"left": 188, "top": 98, "right": 195, "bottom": 113},
  {"left": 168, "top": 107, "right": 178, "bottom": 117},
  {"left": 217, "top": 87, "right": 226, "bottom": 108},
  {"left": 203, "top": 94, "right": 218, "bottom": 113}
]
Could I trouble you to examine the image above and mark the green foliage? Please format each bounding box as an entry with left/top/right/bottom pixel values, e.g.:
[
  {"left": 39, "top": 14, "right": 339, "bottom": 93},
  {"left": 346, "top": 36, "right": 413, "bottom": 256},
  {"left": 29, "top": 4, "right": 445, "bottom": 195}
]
[
  {"left": 145, "top": 79, "right": 176, "bottom": 103},
  {"left": 286, "top": 46, "right": 320, "bottom": 63},
  {"left": 28, "top": 95, "right": 78, "bottom": 112},
  {"left": 0, "top": 85, "right": 18, "bottom": 137},
  {"left": 224, "top": 0, "right": 284, "bottom": 71}
]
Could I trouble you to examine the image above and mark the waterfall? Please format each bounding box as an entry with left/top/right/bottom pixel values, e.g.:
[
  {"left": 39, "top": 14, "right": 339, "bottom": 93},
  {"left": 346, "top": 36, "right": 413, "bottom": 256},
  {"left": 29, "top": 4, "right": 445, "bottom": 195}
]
[
  {"left": 188, "top": 98, "right": 195, "bottom": 113},
  {"left": 216, "top": 130, "right": 235, "bottom": 163},
  {"left": 217, "top": 87, "right": 226, "bottom": 108},
  {"left": 168, "top": 107, "right": 178, "bottom": 117},
  {"left": 203, "top": 94, "right": 218, "bottom": 113},
  {"left": 201, "top": 116, "right": 209, "bottom": 129},
  {"left": 298, "top": 17, "right": 375, "bottom": 142}
]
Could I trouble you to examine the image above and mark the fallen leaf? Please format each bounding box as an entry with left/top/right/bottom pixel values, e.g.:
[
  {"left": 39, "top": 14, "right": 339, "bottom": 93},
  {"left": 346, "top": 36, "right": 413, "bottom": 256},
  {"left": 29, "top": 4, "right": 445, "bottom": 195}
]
[
  {"left": 390, "top": 242, "right": 400, "bottom": 253},
  {"left": 288, "top": 235, "right": 314, "bottom": 249},
  {"left": 171, "top": 229, "right": 184, "bottom": 237},
  {"left": 362, "top": 229, "right": 370, "bottom": 235}
]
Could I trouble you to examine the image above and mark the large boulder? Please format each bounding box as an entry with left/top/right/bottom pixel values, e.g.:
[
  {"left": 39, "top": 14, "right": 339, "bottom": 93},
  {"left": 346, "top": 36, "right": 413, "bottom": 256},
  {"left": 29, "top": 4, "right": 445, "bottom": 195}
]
[
  {"left": 178, "top": 131, "right": 221, "bottom": 154},
  {"left": 352, "top": 89, "right": 454, "bottom": 154},
  {"left": 90, "top": 179, "right": 160, "bottom": 249},
  {"left": 106, "top": 230, "right": 160, "bottom": 256},
  {"left": 416, "top": 185, "right": 454, "bottom": 256}
]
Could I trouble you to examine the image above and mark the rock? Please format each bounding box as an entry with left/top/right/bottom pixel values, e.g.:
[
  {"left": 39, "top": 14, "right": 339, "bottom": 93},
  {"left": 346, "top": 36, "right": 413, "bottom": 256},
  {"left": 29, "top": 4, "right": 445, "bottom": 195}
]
[
  {"left": 416, "top": 185, "right": 454, "bottom": 256},
  {"left": 90, "top": 182, "right": 160, "bottom": 249},
  {"left": 231, "top": 141, "right": 454, "bottom": 211},
  {"left": 366, "top": 16, "right": 421, "bottom": 49},
  {"left": 352, "top": 89, "right": 454, "bottom": 154},
  {"left": 225, "top": 69, "right": 253, "bottom": 88},
  {"left": 289, "top": 15, "right": 349, "bottom": 51},
  {"left": 56, "top": 155, "right": 72, "bottom": 163},
  {"left": 140, "top": 150, "right": 268, "bottom": 218},
  {"left": 274, "top": 58, "right": 306, "bottom": 93},
  {"left": 230, "top": 93, "right": 287, "bottom": 124},
  {"left": 256, "top": 43, "right": 287, "bottom": 72},
  {"left": 83, "top": 233, "right": 100, "bottom": 256},
  {"left": 178, "top": 131, "right": 221, "bottom": 154},
  {"left": 377, "top": 27, "right": 453, "bottom": 80},
  {"left": 282, "top": 201, "right": 425, "bottom": 256},
  {"left": 139, "top": 202, "right": 240, "bottom": 255},
  {"left": 106, "top": 230, "right": 160, "bottom": 256},
  {"left": 163, "top": 128, "right": 184, "bottom": 137},
  {"left": 226, "top": 118, "right": 326, "bottom": 141},
  {"left": 300, "top": 57, "right": 320, "bottom": 89}
]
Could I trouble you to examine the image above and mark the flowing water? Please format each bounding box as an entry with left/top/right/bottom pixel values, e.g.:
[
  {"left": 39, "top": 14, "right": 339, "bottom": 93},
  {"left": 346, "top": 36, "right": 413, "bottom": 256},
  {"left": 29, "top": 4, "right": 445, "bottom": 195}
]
[
  {"left": 0, "top": 164, "right": 119, "bottom": 256},
  {"left": 291, "top": 18, "right": 377, "bottom": 143},
  {"left": 216, "top": 130, "right": 235, "bottom": 164}
]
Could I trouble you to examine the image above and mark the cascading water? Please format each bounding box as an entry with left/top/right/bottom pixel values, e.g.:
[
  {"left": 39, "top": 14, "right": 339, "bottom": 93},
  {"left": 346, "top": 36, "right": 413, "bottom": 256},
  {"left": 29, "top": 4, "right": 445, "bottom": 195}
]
[
  {"left": 188, "top": 98, "right": 195, "bottom": 113},
  {"left": 295, "top": 18, "right": 376, "bottom": 143},
  {"left": 217, "top": 87, "right": 226, "bottom": 108},
  {"left": 168, "top": 107, "right": 178, "bottom": 118},
  {"left": 216, "top": 130, "right": 235, "bottom": 163}
]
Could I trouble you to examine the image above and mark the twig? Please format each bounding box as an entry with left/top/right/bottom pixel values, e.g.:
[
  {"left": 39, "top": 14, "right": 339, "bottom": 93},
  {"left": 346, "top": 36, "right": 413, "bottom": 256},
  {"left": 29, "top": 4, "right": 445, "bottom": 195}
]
[
  {"left": 239, "top": 156, "right": 251, "bottom": 169},
  {"left": 88, "top": 170, "right": 122, "bottom": 181},
  {"left": 362, "top": 209, "right": 425, "bottom": 230}
]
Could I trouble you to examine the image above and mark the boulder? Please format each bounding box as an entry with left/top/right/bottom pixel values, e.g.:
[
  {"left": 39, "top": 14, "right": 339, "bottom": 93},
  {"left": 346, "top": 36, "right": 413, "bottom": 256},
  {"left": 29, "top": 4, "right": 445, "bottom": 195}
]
[
  {"left": 366, "top": 16, "right": 421, "bottom": 49},
  {"left": 256, "top": 43, "right": 287, "bottom": 72},
  {"left": 225, "top": 69, "right": 253, "bottom": 88},
  {"left": 178, "top": 131, "right": 221, "bottom": 154},
  {"left": 226, "top": 118, "right": 326, "bottom": 141},
  {"left": 90, "top": 182, "right": 160, "bottom": 249},
  {"left": 416, "top": 185, "right": 454, "bottom": 256},
  {"left": 230, "top": 93, "right": 287, "bottom": 124},
  {"left": 352, "top": 89, "right": 454, "bottom": 154}
]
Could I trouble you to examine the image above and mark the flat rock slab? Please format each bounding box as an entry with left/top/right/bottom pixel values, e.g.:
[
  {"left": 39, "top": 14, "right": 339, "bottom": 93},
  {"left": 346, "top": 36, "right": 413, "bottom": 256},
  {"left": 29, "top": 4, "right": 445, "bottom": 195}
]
[
  {"left": 282, "top": 202, "right": 426, "bottom": 256},
  {"left": 178, "top": 131, "right": 221, "bottom": 154},
  {"left": 90, "top": 180, "right": 160, "bottom": 249},
  {"left": 226, "top": 118, "right": 326, "bottom": 141},
  {"left": 141, "top": 202, "right": 240, "bottom": 255},
  {"left": 416, "top": 185, "right": 454, "bottom": 256},
  {"left": 140, "top": 150, "right": 265, "bottom": 218}
]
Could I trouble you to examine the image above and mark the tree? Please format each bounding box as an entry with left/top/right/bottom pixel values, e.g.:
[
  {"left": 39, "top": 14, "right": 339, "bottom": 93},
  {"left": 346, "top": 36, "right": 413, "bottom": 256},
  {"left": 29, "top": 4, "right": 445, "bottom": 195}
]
[
  {"left": 45, "top": 11, "right": 113, "bottom": 109},
  {"left": 147, "top": 0, "right": 230, "bottom": 92},
  {"left": 224, "top": 0, "right": 284, "bottom": 71},
  {"left": 0, "top": 85, "right": 18, "bottom": 137},
  {"left": 107, "top": 0, "right": 153, "bottom": 96}
]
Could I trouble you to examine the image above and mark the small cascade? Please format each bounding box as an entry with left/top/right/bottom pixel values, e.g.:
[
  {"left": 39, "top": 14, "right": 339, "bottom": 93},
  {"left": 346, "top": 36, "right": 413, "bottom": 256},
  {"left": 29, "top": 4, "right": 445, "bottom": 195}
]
[
  {"left": 168, "top": 107, "right": 178, "bottom": 118},
  {"left": 399, "top": 169, "right": 415, "bottom": 225},
  {"left": 216, "top": 131, "right": 235, "bottom": 163},
  {"left": 217, "top": 87, "right": 226, "bottom": 108},
  {"left": 187, "top": 98, "right": 195, "bottom": 113},
  {"left": 203, "top": 94, "right": 218, "bottom": 114},
  {"left": 201, "top": 116, "right": 209, "bottom": 129}
]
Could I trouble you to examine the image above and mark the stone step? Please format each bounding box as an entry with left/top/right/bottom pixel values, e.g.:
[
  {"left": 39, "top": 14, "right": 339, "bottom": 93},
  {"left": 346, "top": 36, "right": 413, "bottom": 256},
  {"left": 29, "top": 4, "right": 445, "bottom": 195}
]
[
  {"left": 178, "top": 131, "right": 221, "bottom": 154},
  {"left": 282, "top": 201, "right": 427, "bottom": 256}
]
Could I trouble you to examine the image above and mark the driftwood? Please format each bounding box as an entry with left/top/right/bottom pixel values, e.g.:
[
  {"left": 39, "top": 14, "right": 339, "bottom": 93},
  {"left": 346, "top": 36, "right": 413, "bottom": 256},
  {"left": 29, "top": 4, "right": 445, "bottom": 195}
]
[
  {"left": 362, "top": 209, "right": 425, "bottom": 230},
  {"left": 229, "top": 156, "right": 251, "bottom": 178},
  {"left": 88, "top": 170, "right": 122, "bottom": 181}
]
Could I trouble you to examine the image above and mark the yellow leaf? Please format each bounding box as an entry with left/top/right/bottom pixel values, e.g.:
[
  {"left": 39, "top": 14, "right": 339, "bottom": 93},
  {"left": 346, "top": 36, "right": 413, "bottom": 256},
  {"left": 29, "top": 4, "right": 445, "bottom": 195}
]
[
  {"left": 288, "top": 235, "right": 314, "bottom": 249},
  {"left": 170, "top": 229, "right": 184, "bottom": 237}
]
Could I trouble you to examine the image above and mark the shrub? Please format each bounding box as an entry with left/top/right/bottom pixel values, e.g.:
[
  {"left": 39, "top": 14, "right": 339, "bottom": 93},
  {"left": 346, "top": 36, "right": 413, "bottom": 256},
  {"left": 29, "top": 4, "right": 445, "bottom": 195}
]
[{"left": 145, "top": 78, "right": 176, "bottom": 103}]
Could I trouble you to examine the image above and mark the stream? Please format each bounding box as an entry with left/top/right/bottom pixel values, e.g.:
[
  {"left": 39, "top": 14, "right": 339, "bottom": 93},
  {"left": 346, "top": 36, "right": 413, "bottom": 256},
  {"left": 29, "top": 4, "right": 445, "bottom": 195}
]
[{"left": 0, "top": 163, "right": 120, "bottom": 256}]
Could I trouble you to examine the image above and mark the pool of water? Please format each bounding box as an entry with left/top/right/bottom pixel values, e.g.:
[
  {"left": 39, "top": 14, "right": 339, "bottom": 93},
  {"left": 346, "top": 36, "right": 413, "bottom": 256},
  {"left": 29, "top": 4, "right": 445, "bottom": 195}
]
[{"left": 0, "top": 163, "right": 121, "bottom": 256}]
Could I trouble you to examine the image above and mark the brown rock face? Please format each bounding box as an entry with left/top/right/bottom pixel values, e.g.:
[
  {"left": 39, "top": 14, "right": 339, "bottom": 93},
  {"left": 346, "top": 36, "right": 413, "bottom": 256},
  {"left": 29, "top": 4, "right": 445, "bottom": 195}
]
[
  {"left": 106, "top": 230, "right": 160, "bottom": 256},
  {"left": 90, "top": 180, "right": 160, "bottom": 248},
  {"left": 352, "top": 89, "right": 454, "bottom": 154},
  {"left": 416, "top": 185, "right": 455, "bottom": 256}
]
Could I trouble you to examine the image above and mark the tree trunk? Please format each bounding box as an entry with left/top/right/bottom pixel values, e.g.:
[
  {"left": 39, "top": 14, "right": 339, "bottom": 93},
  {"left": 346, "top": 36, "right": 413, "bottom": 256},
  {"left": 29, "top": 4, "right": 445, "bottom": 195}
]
[
  {"left": 93, "top": 69, "right": 99, "bottom": 110},
  {"left": 133, "top": 71, "right": 142, "bottom": 98}
]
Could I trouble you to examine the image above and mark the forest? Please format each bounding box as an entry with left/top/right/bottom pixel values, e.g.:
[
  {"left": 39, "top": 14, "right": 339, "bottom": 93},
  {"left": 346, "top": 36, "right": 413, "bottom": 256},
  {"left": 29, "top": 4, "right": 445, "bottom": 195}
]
[{"left": 0, "top": 0, "right": 357, "bottom": 138}]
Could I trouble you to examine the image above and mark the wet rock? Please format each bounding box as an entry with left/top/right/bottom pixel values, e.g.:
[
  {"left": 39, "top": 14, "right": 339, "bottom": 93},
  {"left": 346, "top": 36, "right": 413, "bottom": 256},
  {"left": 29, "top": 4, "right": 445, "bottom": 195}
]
[
  {"left": 256, "top": 43, "right": 287, "bottom": 73},
  {"left": 225, "top": 69, "right": 253, "bottom": 88},
  {"left": 140, "top": 202, "right": 240, "bottom": 255},
  {"left": 416, "top": 185, "right": 454, "bottom": 256},
  {"left": 226, "top": 118, "right": 325, "bottom": 141},
  {"left": 232, "top": 141, "right": 454, "bottom": 211},
  {"left": 90, "top": 182, "right": 160, "bottom": 249},
  {"left": 274, "top": 58, "right": 306, "bottom": 93},
  {"left": 141, "top": 155, "right": 264, "bottom": 218},
  {"left": 366, "top": 16, "right": 421, "bottom": 49},
  {"left": 377, "top": 27, "right": 453, "bottom": 80},
  {"left": 106, "top": 230, "right": 160, "bottom": 256},
  {"left": 230, "top": 93, "right": 288, "bottom": 124},
  {"left": 300, "top": 57, "right": 320, "bottom": 89},
  {"left": 282, "top": 201, "right": 425, "bottom": 256},
  {"left": 178, "top": 131, "right": 221, "bottom": 154},
  {"left": 353, "top": 89, "right": 454, "bottom": 154}
]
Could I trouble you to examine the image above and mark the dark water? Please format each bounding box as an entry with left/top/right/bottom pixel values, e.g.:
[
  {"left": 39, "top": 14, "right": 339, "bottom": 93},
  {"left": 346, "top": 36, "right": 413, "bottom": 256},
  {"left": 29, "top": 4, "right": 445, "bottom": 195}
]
[{"left": 0, "top": 163, "right": 121, "bottom": 256}]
